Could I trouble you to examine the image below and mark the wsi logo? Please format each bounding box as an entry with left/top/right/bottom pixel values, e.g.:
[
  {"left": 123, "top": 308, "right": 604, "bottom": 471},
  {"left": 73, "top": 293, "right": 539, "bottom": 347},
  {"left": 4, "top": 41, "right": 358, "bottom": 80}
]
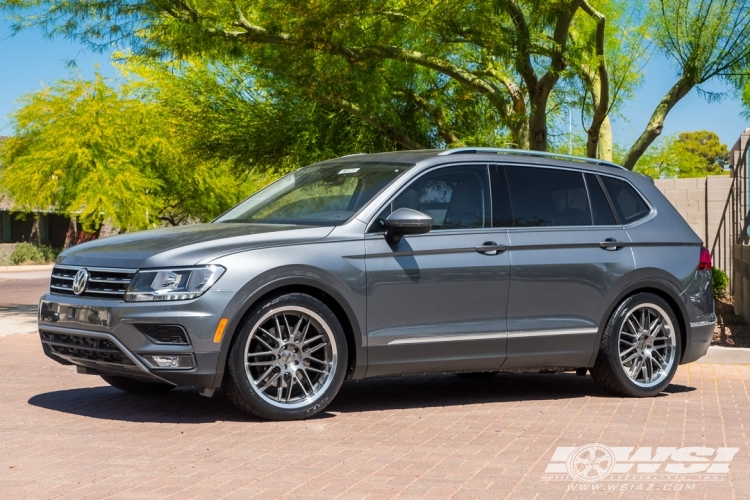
[{"left": 543, "top": 444, "right": 739, "bottom": 482}]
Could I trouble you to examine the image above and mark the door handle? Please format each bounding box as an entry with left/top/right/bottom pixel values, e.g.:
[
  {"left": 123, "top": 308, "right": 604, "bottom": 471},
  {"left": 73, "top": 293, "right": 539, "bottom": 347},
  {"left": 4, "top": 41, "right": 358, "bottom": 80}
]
[
  {"left": 476, "top": 241, "right": 508, "bottom": 255},
  {"left": 599, "top": 238, "right": 624, "bottom": 251}
]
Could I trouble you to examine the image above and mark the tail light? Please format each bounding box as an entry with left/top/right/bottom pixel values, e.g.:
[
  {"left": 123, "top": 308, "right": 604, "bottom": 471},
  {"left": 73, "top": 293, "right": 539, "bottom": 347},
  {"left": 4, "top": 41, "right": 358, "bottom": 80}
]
[{"left": 699, "top": 246, "right": 712, "bottom": 270}]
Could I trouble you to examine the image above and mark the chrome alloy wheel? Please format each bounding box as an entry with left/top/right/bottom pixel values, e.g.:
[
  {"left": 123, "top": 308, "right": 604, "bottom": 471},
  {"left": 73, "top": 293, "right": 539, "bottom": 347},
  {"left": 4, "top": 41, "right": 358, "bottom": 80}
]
[
  {"left": 618, "top": 303, "right": 676, "bottom": 388},
  {"left": 243, "top": 306, "right": 338, "bottom": 409}
]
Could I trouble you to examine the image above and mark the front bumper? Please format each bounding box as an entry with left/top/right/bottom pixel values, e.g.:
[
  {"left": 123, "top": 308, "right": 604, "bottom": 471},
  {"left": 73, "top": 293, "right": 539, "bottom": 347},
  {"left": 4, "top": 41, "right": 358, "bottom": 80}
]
[{"left": 38, "top": 290, "right": 236, "bottom": 388}]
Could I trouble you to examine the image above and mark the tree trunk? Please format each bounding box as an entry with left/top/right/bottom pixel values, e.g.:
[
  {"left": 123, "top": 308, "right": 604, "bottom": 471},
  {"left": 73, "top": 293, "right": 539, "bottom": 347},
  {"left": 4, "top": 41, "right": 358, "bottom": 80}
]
[
  {"left": 598, "top": 114, "right": 613, "bottom": 161},
  {"left": 63, "top": 217, "right": 78, "bottom": 249},
  {"left": 29, "top": 215, "right": 41, "bottom": 245},
  {"left": 621, "top": 76, "right": 693, "bottom": 170},
  {"left": 528, "top": 96, "right": 549, "bottom": 151}
]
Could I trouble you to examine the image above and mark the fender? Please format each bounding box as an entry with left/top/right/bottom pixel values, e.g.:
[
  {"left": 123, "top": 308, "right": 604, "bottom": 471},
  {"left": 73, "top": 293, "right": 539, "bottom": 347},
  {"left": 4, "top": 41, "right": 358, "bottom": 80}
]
[
  {"left": 587, "top": 273, "right": 691, "bottom": 367},
  {"left": 210, "top": 265, "right": 367, "bottom": 387}
]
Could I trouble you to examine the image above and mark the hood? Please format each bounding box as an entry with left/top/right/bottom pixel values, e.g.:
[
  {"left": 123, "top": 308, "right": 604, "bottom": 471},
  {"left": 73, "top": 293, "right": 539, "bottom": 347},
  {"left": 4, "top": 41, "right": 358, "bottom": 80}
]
[{"left": 57, "top": 223, "right": 334, "bottom": 269}]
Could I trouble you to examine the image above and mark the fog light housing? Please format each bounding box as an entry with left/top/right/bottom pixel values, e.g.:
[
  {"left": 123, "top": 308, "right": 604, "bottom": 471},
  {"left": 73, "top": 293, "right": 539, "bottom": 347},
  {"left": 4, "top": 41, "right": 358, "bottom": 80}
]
[{"left": 141, "top": 354, "right": 194, "bottom": 369}]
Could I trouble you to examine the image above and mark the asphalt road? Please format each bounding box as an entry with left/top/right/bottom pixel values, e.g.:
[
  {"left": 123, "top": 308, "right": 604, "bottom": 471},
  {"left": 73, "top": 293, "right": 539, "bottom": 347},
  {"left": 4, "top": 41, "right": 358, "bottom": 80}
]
[{"left": 0, "top": 277, "right": 49, "bottom": 307}]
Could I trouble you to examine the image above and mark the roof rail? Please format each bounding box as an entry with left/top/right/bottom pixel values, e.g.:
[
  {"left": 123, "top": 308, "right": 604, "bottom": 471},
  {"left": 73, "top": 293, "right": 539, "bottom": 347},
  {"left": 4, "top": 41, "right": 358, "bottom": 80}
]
[{"left": 437, "top": 147, "right": 626, "bottom": 170}]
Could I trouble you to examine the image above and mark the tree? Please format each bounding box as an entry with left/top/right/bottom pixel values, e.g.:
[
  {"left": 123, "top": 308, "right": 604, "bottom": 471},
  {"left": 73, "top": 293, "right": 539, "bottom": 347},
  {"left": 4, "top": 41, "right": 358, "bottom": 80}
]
[
  {"left": 0, "top": 0, "right": 643, "bottom": 155},
  {"left": 632, "top": 130, "right": 729, "bottom": 178},
  {"left": 621, "top": 0, "right": 750, "bottom": 170},
  {"left": 0, "top": 71, "right": 248, "bottom": 232}
]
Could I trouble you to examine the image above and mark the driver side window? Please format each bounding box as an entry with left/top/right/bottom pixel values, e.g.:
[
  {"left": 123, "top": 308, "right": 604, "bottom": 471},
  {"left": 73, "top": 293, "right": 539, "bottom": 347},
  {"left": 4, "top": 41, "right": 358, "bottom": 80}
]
[{"left": 372, "top": 165, "right": 491, "bottom": 232}]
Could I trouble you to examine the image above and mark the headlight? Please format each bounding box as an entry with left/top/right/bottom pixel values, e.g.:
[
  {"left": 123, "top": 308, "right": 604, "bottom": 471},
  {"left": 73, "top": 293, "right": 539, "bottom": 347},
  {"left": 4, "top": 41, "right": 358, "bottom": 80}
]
[{"left": 124, "top": 265, "right": 226, "bottom": 302}]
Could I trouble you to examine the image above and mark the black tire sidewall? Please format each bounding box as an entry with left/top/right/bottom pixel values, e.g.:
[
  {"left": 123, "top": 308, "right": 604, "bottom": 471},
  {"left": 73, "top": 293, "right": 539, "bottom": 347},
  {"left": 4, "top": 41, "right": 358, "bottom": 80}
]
[
  {"left": 604, "top": 293, "right": 682, "bottom": 397},
  {"left": 228, "top": 293, "right": 348, "bottom": 420}
]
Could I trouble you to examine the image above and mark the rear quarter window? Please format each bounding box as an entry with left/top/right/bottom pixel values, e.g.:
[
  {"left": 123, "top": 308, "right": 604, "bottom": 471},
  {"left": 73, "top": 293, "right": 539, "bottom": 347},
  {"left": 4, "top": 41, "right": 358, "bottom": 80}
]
[{"left": 600, "top": 176, "right": 651, "bottom": 224}]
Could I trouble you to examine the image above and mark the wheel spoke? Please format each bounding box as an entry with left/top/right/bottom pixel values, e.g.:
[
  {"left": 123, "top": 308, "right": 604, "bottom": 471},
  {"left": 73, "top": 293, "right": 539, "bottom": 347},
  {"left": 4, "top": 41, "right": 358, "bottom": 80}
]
[
  {"left": 304, "top": 343, "right": 326, "bottom": 356},
  {"left": 302, "top": 334, "right": 323, "bottom": 346},
  {"left": 625, "top": 318, "right": 640, "bottom": 335},
  {"left": 247, "top": 350, "right": 275, "bottom": 358},
  {"left": 257, "top": 328, "right": 279, "bottom": 349},
  {"left": 621, "top": 350, "right": 638, "bottom": 365},
  {"left": 259, "top": 370, "right": 281, "bottom": 393},
  {"left": 247, "top": 361, "right": 274, "bottom": 367},
  {"left": 282, "top": 314, "right": 292, "bottom": 341},
  {"left": 290, "top": 316, "right": 304, "bottom": 342},
  {"left": 286, "top": 376, "right": 295, "bottom": 403},
  {"left": 305, "top": 365, "right": 328, "bottom": 375},
  {"left": 274, "top": 315, "right": 284, "bottom": 342}
]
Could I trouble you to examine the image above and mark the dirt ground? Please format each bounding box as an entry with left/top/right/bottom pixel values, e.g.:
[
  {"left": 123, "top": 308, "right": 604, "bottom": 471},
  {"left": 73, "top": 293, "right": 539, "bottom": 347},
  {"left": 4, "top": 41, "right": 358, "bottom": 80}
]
[{"left": 713, "top": 297, "right": 750, "bottom": 347}]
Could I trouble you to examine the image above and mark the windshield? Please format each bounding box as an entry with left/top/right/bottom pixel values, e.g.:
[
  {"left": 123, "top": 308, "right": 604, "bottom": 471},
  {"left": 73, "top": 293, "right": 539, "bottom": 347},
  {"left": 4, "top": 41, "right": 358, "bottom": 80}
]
[{"left": 215, "top": 161, "right": 414, "bottom": 225}]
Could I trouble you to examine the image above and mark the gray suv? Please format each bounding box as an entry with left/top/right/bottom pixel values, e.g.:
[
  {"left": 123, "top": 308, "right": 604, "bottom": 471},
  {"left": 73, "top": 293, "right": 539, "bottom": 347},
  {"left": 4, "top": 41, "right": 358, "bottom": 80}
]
[{"left": 38, "top": 149, "right": 716, "bottom": 420}]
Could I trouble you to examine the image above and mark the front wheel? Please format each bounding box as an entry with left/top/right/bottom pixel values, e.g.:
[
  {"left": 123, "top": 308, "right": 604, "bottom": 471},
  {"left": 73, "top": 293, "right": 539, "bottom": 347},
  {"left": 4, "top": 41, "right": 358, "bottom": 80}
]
[
  {"left": 590, "top": 293, "right": 681, "bottom": 397},
  {"left": 223, "top": 293, "right": 348, "bottom": 420}
]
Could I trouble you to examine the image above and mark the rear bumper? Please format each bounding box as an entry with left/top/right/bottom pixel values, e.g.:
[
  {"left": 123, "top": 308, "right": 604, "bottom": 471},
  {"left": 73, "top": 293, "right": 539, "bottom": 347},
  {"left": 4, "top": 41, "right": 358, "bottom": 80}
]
[{"left": 681, "top": 319, "right": 716, "bottom": 364}]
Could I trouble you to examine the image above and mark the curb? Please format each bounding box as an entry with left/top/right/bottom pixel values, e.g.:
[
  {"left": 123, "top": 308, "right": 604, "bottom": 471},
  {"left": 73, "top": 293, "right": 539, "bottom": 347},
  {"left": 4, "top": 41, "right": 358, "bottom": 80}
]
[
  {"left": 696, "top": 346, "right": 750, "bottom": 365},
  {"left": 0, "top": 264, "right": 54, "bottom": 273}
]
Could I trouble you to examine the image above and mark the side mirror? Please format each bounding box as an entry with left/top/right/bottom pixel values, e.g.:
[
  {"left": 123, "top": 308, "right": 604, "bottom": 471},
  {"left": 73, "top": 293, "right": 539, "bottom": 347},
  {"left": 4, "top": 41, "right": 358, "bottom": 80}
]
[{"left": 385, "top": 208, "right": 432, "bottom": 244}]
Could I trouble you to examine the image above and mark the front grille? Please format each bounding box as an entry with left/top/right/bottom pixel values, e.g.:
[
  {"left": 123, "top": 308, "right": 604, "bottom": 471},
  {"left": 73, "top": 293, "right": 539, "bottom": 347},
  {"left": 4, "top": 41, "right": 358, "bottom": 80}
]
[
  {"left": 135, "top": 324, "right": 190, "bottom": 345},
  {"left": 50, "top": 266, "right": 136, "bottom": 299},
  {"left": 40, "top": 331, "right": 134, "bottom": 366}
]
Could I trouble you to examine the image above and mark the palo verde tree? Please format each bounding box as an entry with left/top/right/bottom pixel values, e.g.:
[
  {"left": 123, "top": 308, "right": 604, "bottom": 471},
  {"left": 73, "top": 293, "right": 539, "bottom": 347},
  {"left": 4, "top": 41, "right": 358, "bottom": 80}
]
[
  {"left": 0, "top": 71, "right": 247, "bottom": 232},
  {"left": 620, "top": 0, "right": 750, "bottom": 170},
  {"left": 0, "top": 0, "right": 643, "bottom": 155},
  {"left": 4, "top": 0, "right": 750, "bottom": 167}
]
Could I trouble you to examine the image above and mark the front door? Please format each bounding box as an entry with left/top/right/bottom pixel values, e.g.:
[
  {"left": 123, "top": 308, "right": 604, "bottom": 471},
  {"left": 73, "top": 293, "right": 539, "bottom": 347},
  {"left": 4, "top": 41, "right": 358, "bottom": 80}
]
[
  {"left": 497, "top": 165, "right": 636, "bottom": 368},
  {"left": 364, "top": 164, "right": 511, "bottom": 376}
]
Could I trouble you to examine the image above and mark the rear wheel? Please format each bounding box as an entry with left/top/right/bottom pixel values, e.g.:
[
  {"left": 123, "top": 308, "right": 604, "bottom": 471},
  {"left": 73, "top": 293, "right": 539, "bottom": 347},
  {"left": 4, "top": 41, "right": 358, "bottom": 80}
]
[
  {"left": 223, "top": 293, "right": 348, "bottom": 421},
  {"left": 591, "top": 293, "right": 681, "bottom": 397},
  {"left": 100, "top": 375, "right": 175, "bottom": 395}
]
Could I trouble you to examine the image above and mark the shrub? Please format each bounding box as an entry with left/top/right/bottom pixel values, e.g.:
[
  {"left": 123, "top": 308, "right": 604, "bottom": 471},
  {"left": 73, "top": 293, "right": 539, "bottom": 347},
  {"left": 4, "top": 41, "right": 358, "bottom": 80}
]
[
  {"left": 712, "top": 267, "right": 729, "bottom": 299},
  {"left": 9, "top": 243, "right": 60, "bottom": 265}
]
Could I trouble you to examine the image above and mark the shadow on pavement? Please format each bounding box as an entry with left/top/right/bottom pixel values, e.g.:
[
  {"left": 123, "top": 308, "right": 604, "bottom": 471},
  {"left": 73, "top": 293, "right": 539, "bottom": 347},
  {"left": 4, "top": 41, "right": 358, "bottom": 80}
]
[
  {"left": 0, "top": 305, "right": 38, "bottom": 315},
  {"left": 28, "top": 373, "right": 695, "bottom": 423}
]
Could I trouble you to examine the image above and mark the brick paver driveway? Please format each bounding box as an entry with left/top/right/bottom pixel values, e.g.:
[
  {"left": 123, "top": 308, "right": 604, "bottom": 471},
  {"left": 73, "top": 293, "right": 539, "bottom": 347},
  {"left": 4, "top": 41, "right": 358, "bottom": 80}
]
[{"left": 1, "top": 333, "right": 748, "bottom": 499}]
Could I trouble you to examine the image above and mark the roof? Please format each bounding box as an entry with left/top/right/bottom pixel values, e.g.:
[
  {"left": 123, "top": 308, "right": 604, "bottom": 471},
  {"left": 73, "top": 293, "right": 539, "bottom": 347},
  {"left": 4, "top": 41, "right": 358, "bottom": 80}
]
[{"left": 324, "top": 148, "right": 630, "bottom": 176}]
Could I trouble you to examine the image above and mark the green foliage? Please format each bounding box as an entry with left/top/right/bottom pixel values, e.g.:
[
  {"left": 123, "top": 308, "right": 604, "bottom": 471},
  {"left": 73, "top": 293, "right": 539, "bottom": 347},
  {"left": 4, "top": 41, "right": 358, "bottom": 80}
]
[
  {"left": 712, "top": 267, "right": 729, "bottom": 299},
  {"left": 9, "top": 243, "right": 59, "bottom": 265},
  {"left": 0, "top": 0, "right": 652, "bottom": 154},
  {"left": 0, "top": 70, "right": 251, "bottom": 231},
  {"left": 633, "top": 131, "right": 729, "bottom": 178}
]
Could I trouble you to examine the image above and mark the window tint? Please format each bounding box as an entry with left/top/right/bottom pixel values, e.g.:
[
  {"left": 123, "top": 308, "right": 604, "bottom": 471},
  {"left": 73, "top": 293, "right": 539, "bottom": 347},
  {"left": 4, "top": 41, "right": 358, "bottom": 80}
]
[
  {"left": 505, "top": 166, "right": 592, "bottom": 226},
  {"left": 490, "top": 165, "right": 513, "bottom": 227},
  {"left": 585, "top": 173, "right": 617, "bottom": 225},
  {"left": 600, "top": 176, "right": 651, "bottom": 224},
  {"left": 373, "top": 165, "right": 491, "bottom": 231}
]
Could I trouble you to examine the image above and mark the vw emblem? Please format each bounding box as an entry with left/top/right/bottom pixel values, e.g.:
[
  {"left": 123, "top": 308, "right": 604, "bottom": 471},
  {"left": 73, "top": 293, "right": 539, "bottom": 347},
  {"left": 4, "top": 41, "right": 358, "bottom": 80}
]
[{"left": 72, "top": 268, "right": 89, "bottom": 295}]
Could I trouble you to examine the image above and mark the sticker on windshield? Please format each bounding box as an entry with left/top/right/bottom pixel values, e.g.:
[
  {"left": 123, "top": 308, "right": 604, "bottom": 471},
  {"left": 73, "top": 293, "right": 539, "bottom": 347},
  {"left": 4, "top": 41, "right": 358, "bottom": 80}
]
[{"left": 338, "top": 168, "right": 360, "bottom": 174}]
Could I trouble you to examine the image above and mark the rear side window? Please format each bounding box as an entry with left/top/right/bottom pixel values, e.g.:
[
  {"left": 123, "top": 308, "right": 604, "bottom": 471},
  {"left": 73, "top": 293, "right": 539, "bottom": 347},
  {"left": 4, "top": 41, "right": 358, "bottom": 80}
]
[
  {"left": 600, "top": 176, "right": 651, "bottom": 224},
  {"left": 504, "top": 166, "right": 592, "bottom": 226},
  {"left": 585, "top": 174, "right": 617, "bottom": 225}
]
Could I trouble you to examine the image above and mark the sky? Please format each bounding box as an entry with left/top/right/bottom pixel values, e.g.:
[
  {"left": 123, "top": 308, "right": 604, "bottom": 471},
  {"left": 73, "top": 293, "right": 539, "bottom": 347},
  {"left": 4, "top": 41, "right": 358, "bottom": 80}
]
[{"left": 1, "top": 17, "right": 749, "bottom": 149}]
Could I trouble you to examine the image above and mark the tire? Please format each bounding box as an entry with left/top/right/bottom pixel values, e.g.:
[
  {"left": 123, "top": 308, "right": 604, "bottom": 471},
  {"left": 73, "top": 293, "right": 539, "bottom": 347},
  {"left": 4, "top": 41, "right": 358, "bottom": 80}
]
[
  {"left": 100, "top": 375, "right": 175, "bottom": 395},
  {"left": 222, "top": 293, "right": 348, "bottom": 421},
  {"left": 455, "top": 372, "right": 497, "bottom": 379},
  {"left": 590, "top": 293, "right": 682, "bottom": 397}
]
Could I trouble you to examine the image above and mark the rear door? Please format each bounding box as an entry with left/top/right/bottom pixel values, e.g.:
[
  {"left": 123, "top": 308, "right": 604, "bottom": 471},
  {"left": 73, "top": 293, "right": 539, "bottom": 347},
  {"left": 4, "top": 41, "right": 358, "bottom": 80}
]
[
  {"left": 364, "top": 164, "right": 511, "bottom": 376},
  {"left": 495, "top": 165, "right": 636, "bottom": 368}
]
